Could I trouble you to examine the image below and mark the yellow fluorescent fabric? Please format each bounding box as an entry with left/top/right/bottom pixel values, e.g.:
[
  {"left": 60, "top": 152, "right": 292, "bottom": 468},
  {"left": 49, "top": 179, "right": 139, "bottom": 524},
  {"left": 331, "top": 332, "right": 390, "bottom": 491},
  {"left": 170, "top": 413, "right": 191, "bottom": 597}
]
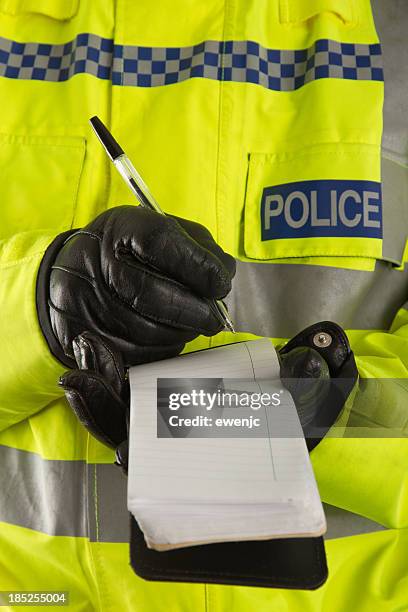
[
  {"left": 312, "top": 438, "right": 408, "bottom": 528},
  {"left": 0, "top": 232, "right": 65, "bottom": 432},
  {"left": 0, "top": 525, "right": 407, "bottom": 612},
  {"left": 0, "top": 0, "right": 406, "bottom": 610},
  {"left": 0, "top": 523, "right": 99, "bottom": 612}
]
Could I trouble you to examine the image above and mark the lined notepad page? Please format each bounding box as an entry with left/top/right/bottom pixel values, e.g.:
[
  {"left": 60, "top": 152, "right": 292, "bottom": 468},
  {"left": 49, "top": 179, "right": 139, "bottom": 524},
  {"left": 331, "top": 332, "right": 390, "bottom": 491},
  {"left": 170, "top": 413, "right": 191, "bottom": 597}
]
[{"left": 128, "top": 339, "right": 326, "bottom": 549}]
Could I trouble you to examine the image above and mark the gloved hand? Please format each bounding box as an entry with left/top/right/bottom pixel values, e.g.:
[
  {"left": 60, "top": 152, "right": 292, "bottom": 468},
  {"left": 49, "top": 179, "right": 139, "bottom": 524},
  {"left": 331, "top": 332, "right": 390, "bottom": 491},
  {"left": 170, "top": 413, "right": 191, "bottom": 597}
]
[
  {"left": 36, "top": 205, "right": 236, "bottom": 368},
  {"left": 60, "top": 331, "right": 130, "bottom": 449},
  {"left": 59, "top": 321, "right": 358, "bottom": 468},
  {"left": 279, "top": 321, "right": 358, "bottom": 450}
]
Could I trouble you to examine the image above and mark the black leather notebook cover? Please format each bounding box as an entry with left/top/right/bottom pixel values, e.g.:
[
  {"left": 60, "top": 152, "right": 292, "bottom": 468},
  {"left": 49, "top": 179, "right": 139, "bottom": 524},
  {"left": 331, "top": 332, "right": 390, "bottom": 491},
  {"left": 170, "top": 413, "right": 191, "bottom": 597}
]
[{"left": 129, "top": 516, "right": 328, "bottom": 590}]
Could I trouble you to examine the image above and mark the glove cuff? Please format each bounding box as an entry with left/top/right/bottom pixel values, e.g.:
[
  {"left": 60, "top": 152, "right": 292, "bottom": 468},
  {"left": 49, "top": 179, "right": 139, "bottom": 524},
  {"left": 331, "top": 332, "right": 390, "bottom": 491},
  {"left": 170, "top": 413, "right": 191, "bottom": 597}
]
[{"left": 36, "top": 230, "right": 78, "bottom": 368}]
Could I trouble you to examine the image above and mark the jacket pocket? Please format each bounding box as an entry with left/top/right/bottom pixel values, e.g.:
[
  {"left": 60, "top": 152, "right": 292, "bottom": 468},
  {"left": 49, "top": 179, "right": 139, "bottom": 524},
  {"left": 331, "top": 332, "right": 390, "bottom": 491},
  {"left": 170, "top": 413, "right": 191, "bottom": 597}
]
[
  {"left": 279, "top": 0, "right": 356, "bottom": 26},
  {"left": 0, "top": 133, "right": 85, "bottom": 241},
  {"left": 244, "top": 142, "right": 386, "bottom": 262},
  {"left": 0, "top": 0, "right": 78, "bottom": 20}
]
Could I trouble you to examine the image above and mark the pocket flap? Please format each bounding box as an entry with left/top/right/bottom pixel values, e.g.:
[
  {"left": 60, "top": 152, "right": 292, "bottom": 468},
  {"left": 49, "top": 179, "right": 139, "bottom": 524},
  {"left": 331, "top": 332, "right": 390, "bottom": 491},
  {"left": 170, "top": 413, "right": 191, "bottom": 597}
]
[
  {"left": 0, "top": 133, "right": 85, "bottom": 240},
  {"left": 0, "top": 0, "right": 78, "bottom": 21},
  {"left": 279, "top": 0, "right": 355, "bottom": 25},
  {"left": 244, "top": 143, "right": 383, "bottom": 261}
]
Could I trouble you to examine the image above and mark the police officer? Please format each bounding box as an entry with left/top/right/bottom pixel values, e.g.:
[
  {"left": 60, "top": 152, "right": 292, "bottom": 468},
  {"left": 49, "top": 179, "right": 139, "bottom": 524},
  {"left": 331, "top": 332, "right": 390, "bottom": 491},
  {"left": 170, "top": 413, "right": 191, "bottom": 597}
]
[{"left": 0, "top": 0, "right": 407, "bottom": 610}]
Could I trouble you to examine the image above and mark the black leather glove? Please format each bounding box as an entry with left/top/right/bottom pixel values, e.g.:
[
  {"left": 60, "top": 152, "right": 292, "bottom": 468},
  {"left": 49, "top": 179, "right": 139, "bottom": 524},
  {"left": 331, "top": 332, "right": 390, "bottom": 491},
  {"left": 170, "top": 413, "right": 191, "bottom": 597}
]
[
  {"left": 60, "top": 331, "right": 130, "bottom": 449},
  {"left": 36, "top": 205, "right": 236, "bottom": 368},
  {"left": 279, "top": 321, "right": 358, "bottom": 450},
  {"left": 59, "top": 321, "right": 358, "bottom": 468}
]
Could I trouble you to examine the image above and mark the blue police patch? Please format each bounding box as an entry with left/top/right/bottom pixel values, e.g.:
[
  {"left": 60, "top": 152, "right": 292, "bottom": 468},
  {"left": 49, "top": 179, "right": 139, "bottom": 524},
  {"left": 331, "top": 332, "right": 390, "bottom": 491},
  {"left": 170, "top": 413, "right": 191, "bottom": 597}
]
[{"left": 261, "top": 179, "right": 382, "bottom": 241}]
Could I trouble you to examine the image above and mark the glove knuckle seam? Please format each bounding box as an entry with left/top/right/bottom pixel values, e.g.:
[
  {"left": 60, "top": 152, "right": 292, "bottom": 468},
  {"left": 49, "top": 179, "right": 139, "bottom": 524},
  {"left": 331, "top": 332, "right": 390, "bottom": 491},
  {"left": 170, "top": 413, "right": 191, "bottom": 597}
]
[
  {"left": 109, "top": 283, "right": 197, "bottom": 331},
  {"left": 74, "top": 230, "right": 103, "bottom": 242},
  {"left": 51, "top": 265, "right": 96, "bottom": 288},
  {"left": 106, "top": 271, "right": 209, "bottom": 333}
]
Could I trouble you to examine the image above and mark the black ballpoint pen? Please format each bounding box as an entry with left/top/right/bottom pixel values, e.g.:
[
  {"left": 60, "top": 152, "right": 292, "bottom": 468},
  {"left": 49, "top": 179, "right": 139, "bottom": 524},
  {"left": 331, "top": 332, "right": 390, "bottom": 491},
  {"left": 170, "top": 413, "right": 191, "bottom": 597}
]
[{"left": 90, "top": 115, "right": 235, "bottom": 333}]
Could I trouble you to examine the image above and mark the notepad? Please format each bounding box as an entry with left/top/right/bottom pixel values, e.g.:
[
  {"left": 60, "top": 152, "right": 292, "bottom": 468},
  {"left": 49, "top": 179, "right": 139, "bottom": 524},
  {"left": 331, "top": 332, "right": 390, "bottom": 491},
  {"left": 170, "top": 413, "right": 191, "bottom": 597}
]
[{"left": 128, "top": 339, "right": 326, "bottom": 551}]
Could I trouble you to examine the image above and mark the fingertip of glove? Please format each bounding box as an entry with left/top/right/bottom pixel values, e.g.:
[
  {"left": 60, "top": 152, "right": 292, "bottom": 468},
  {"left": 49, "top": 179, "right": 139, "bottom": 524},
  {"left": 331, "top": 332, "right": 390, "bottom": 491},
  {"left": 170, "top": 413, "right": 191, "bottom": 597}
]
[
  {"left": 224, "top": 252, "right": 237, "bottom": 279},
  {"left": 207, "top": 265, "right": 234, "bottom": 300},
  {"left": 58, "top": 372, "right": 70, "bottom": 388},
  {"left": 280, "top": 347, "right": 330, "bottom": 380},
  {"left": 58, "top": 369, "right": 87, "bottom": 391},
  {"left": 72, "top": 332, "right": 96, "bottom": 370}
]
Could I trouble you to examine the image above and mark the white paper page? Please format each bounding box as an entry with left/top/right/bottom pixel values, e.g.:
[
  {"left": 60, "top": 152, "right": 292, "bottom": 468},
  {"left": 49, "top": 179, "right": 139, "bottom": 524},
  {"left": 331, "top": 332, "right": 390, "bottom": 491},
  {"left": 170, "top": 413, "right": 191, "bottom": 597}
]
[{"left": 127, "top": 339, "right": 326, "bottom": 546}]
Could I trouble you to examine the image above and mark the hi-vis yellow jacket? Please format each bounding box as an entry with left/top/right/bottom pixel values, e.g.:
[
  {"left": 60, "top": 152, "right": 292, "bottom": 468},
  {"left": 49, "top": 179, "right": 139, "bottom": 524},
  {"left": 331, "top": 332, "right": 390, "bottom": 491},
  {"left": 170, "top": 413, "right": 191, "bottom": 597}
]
[{"left": 0, "top": 0, "right": 407, "bottom": 610}]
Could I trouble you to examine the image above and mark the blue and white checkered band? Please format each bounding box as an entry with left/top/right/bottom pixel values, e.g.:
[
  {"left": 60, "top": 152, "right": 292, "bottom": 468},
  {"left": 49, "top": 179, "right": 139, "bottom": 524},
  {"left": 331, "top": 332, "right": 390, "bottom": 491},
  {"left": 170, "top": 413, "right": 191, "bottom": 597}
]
[{"left": 0, "top": 34, "right": 383, "bottom": 90}]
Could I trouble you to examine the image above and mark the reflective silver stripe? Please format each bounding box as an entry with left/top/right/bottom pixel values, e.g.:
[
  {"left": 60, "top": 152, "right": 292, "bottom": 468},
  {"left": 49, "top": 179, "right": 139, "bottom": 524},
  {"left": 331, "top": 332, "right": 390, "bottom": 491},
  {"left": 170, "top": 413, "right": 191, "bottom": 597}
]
[
  {"left": 88, "top": 463, "right": 130, "bottom": 543},
  {"left": 225, "top": 259, "right": 408, "bottom": 338},
  {"left": 371, "top": 0, "right": 408, "bottom": 167},
  {"left": 323, "top": 503, "right": 386, "bottom": 539},
  {"left": 371, "top": 0, "right": 408, "bottom": 265},
  {"left": 381, "top": 156, "right": 408, "bottom": 265},
  {"left": 0, "top": 445, "right": 130, "bottom": 542},
  {"left": 0, "top": 445, "right": 88, "bottom": 537},
  {"left": 0, "top": 445, "right": 387, "bottom": 542},
  {"left": 0, "top": 35, "right": 383, "bottom": 90}
]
